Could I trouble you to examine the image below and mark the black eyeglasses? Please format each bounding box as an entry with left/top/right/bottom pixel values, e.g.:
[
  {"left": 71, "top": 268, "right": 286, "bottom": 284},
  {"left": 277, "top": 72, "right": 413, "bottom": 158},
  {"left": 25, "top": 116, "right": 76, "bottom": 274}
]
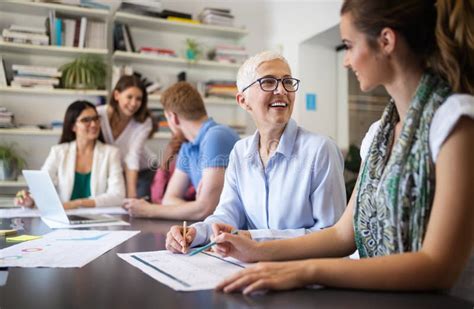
[
  {"left": 77, "top": 115, "right": 101, "bottom": 125},
  {"left": 242, "top": 77, "right": 300, "bottom": 93}
]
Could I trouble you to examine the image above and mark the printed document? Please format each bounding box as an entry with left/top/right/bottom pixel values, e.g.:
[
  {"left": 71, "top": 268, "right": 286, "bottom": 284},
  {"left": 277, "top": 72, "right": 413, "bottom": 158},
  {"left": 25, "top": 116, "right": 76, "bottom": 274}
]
[
  {"left": 0, "top": 206, "right": 127, "bottom": 219},
  {"left": 0, "top": 229, "right": 139, "bottom": 268},
  {"left": 118, "top": 250, "right": 250, "bottom": 291}
]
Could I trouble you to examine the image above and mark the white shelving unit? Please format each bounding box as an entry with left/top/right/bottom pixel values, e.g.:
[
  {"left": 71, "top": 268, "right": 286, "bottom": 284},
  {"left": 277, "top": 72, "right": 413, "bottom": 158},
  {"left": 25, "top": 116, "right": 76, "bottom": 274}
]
[
  {"left": 114, "top": 11, "right": 248, "bottom": 39},
  {"left": 0, "top": 2, "right": 114, "bottom": 184},
  {"left": 0, "top": 40, "right": 108, "bottom": 57},
  {"left": 111, "top": 9, "right": 249, "bottom": 130},
  {"left": 112, "top": 50, "right": 240, "bottom": 69},
  {"left": 0, "top": 127, "right": 172, "bottom": 140},
  {"left": 0, "top": 86, "right": 107, "bottom": 97},
  {"left": 0, "top": 1, "right": 109, "bottom": 19},
  {"left": 0, "top": 2, "right": 249, "bottom": 189}
]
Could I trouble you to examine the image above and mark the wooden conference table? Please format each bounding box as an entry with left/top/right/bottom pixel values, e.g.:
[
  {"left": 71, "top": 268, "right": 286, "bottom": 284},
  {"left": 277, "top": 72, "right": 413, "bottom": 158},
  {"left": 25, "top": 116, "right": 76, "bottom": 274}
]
[{"left": 0, "top": 215, "right": 472, "bottom": 309}]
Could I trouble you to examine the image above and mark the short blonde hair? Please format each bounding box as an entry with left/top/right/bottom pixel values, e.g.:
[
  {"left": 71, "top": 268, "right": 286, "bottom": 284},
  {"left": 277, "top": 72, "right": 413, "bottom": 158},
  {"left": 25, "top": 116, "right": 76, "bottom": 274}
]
[
  {"left": 236, "top": 50, "right": 290, "bottom": 92},
  {"left": 160, "top": 82, "right": 207, "bottom": 120}
]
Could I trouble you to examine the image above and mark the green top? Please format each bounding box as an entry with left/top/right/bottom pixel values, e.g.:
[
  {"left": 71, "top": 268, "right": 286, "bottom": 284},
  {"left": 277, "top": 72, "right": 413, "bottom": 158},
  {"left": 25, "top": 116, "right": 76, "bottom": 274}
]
[{"left": 70, "top": 172, "right": 91, "bottom": 201}]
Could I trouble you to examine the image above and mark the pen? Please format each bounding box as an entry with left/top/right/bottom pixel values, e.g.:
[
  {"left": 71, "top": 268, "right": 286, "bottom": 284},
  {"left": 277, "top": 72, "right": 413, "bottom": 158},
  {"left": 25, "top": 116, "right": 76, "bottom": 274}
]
[
  {"left": 182, "top": 221, "right": 187, "bottom": 253},
  {"left": 188, "top": 230, "right": 238, "bottom": 256}
]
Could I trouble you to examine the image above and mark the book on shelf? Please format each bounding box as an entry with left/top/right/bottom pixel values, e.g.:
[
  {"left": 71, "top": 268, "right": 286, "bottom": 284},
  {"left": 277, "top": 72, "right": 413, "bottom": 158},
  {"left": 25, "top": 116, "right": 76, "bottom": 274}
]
[
  {"left": 0, "top": 57, "right": 8, "bottom": 87},
  {"left": 121, "top": 24, "right": 135, "bottom": 53},
  {"left": 166, "top": 17, "right": 200, "bottom": 24},
  {"left": 111, "top": 64, "right": 133, "bottom": 89},
  {"left": 146, "top": 82, "right": 162, "bottom": 95},
  {"left": 205, "top": 80, "right": 238, "bottom": 98},
  {"left": 120, "top": 0, "right": 163, "bottom": 16},
  {"left": 208, "top": 45, "right": 248, "bottom": 64},
  {"left": 85, "top": 21, "right": 106, "bottom": 49},
  {"left": 33, "top": 0, "right": 110, "bottom": 10},
  {"left": 198, "top": 8, "right": 234, "bottom": 26},
  {"left": 11, "top": 64, "right": 60, "bottom": 88},
  {"left": 0, "top": 107, "right": 15, "bottom": 128},
  {"left": 13, "top": 76, "right": 60, "bottom": 86},
  {"left": 63, "top": 18, "right": 76, "bottom": 47},
  {"left": 78, "top": 16, "right": 87, "bottom": 48},
  {"left": 12, "top": 65, "right": 61, "bottom": 78},
  {"left": 139, "top": 47, "right": 177, "bottom": 57},
  {"left": 9, "top": 25, "right": 47, "bottom": 35},
  {"left": 1, "top": 29, "right": 49, "bottom": 46},
  {"left": 48, "top": 10, "right": 56, "bottom": 45},
  {"left": 55, "top": 18, "right": 63, "bottom": 46},
  {"left": 160, "top": 9, "right": 192, "bottom": 20}
]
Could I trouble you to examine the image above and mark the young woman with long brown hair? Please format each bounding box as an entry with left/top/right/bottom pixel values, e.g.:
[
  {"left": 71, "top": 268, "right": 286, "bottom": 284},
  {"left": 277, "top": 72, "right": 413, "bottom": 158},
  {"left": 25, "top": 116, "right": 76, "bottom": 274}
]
[{"left": 211, "top": 0, "right": 474, "bottom": 295}]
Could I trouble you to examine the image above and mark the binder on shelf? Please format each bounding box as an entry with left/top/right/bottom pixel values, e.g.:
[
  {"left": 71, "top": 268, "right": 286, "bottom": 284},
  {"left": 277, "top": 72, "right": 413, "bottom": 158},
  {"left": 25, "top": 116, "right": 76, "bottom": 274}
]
[
  {"left": 78, "top": 17, "right": 88, "bottom": 48},
  {"left": 73, "top": 19, "right": 81, "bottom": 47},
  {"left": 122, "top": 24, "right": 135, "bottom": 52},
  {"left": 0, "top": 57, "right": 8, "bottom": 87},
  {"left": 48, "top": 10, "right": 56, "bottom": 46},
  {"left": 55, "top": 18, "right": 63, "bottom": 46},
  {"left": 113, "top": 24, "right": 126, "bottom": 51},
  {"left": 63, "top": 18, "right": 76, "bottom": 47}
]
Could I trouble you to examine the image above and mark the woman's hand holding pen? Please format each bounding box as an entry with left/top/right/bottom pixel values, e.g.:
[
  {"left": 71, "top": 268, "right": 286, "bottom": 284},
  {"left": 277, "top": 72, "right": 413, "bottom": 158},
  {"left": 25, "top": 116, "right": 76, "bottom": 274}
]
[
  {"left": 14, "top": 190, "right": 34, "bottom": 208},
  {"left": 166, "top": 225, "right": 196, "bottom": 254}
]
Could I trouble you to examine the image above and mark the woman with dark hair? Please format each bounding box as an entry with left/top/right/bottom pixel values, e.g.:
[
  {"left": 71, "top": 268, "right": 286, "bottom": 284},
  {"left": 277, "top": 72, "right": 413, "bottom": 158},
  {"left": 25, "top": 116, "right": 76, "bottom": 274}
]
[
  {"left": 212, "top": 0, "right": 474, "bottom": 294},
  {"left": 97, "top": 75, "right": 155, "bottom": 199},
  {"left": 15, "top": 100, "right": 125, "bottom": 209}
]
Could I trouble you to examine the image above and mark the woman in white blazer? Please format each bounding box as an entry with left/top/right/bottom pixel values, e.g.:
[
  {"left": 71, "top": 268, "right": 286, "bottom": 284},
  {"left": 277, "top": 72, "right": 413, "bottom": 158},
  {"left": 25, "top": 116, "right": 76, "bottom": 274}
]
[{"left": 15, "top": 101, "right": 125, "bottom": 208}]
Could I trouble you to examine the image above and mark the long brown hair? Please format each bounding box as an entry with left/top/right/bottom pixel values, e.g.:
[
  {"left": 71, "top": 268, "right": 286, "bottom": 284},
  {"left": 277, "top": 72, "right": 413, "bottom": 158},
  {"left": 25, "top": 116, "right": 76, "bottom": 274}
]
[
  {"left": 434, "top": 0, "right": 474, "bottom": 94},
  {"left": 109, "top": 75, "right": 150, "bottom": 123},
  {"left": 59, "top": 100, "right": 105, "bottom": 144},
  {"left": 341, "top": 0, "right": 474, "bottom": 94}
]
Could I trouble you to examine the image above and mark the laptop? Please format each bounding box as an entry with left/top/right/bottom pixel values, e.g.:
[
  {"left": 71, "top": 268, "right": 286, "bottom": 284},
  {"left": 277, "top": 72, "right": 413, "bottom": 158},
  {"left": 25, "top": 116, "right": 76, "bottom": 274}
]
[{"left": 22, "top": 170, "right": 118, "bottom": 225}]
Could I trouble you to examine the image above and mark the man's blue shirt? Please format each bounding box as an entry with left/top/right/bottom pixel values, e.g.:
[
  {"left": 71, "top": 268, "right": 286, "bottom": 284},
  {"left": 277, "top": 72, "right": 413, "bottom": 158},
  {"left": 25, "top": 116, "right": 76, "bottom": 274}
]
[{"left": 176, "top": 118, "right": 240, "bottom": 188}]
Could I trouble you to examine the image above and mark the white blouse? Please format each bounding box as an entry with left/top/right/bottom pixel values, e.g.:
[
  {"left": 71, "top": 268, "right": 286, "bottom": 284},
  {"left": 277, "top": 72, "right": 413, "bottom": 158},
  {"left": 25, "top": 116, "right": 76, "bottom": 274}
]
[
  {"left": 41, "top": 141, "right": 125, "bottom": 207},
  {"left": 97, "top": 105, "right": 153, "bottom": 171},
  {"left": 360, "top": 94, "right": 474, "bottom": 162}
]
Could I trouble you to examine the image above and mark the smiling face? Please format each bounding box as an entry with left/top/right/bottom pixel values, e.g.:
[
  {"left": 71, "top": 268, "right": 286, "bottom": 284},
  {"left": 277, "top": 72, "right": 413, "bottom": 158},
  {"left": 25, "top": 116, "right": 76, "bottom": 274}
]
[
  {"left": 113, "top": 86, "right": 143, "bottom": 118},
  {"left": 73, "top": 107, "right": 101, "bottom": 141},
  {"left": 340, "top": 13, "right": 390, "bottom": 92},
  {"left": 238, "top": 59, "right": 295, "bottom": 130}
]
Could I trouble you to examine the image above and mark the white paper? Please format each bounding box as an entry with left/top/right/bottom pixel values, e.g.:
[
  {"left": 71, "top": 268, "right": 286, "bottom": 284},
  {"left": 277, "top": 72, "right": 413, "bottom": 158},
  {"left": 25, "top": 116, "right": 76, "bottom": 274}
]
[
  {"left": 0, "top": 229, "right": 140, "bottom": 268},
  {"left": 118, "top": 250, "right": 250, "bottom": 291},
  {"left": 41, "top": 217, "right": 129, "bottom": 229},
  {"left": 0, "top": 206, "right": 126, "bottom": 218}
]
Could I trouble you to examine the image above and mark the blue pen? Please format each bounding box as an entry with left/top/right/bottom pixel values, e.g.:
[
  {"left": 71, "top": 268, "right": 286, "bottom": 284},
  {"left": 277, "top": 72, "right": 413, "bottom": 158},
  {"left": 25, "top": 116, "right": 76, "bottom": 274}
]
[{"left": 188, "top": 230, "right": 238, "bottom": 256}]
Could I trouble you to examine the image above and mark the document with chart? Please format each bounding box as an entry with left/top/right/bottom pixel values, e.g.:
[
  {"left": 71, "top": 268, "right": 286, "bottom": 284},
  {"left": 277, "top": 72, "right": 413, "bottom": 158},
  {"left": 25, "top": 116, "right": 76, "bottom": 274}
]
[
  {"left": 0, "top": 229, "right": 139, "bottom": 268},
  {"left": 118, "top": 250, "right": 250, "bottom": 291}
]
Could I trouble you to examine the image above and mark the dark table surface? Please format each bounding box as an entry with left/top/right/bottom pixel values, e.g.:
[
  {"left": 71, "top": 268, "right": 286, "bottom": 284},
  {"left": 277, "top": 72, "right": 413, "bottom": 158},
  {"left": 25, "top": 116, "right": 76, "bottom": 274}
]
[{"left": 0, "top": 215, "right": 472, "bottom": 309}]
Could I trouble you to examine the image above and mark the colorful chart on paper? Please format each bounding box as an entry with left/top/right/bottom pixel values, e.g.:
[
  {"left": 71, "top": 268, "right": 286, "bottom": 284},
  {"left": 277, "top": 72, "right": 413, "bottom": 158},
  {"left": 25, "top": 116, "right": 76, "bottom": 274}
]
[{"left": 0, "top": 229, "right": 139, "bottom": 268}]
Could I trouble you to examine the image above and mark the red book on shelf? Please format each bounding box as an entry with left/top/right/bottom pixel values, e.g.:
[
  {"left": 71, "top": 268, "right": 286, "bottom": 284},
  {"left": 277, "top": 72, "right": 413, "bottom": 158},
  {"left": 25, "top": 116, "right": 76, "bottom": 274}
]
[{"left": 140, "top": 47, "right": 176, "bottom": 55}]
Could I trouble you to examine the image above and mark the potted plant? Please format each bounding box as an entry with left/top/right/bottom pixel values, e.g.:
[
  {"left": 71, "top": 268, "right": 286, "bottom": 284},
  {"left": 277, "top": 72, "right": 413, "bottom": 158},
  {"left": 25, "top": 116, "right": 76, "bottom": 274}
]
[
  {"left": 0, "top": 143, "right": 26, "bottom": 181},
  {"left": 185, "top": 38, "right": 201, "bottom": 62},
  {"left": 59, "top": 54, "right": 107, "bottom": 90}
]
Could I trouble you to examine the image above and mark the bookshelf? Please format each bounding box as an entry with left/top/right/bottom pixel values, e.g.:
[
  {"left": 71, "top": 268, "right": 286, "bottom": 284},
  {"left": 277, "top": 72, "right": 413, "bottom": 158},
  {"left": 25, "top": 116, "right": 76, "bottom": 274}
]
[
  {"left": 0, "top": 1, "right": 250, "bottom": 187},
  {"left": 111, "top": 9, "right": 249, "bottom": 133},
  {"left": 114, "top": 11, "right": 248, "bottom": 39}
]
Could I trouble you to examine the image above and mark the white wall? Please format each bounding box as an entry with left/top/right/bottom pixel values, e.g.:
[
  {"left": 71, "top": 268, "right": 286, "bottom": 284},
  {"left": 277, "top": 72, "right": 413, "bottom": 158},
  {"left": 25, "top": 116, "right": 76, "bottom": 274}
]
[{"left": 259, "top": 0, "right": 343, "bottom": 122}]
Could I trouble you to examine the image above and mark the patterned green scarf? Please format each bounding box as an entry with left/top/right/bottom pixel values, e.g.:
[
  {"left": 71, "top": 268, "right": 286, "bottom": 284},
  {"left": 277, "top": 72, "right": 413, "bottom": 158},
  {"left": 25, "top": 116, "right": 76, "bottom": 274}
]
[{"left": 354, "top": 72, "right": 451, "bottom": 258}]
